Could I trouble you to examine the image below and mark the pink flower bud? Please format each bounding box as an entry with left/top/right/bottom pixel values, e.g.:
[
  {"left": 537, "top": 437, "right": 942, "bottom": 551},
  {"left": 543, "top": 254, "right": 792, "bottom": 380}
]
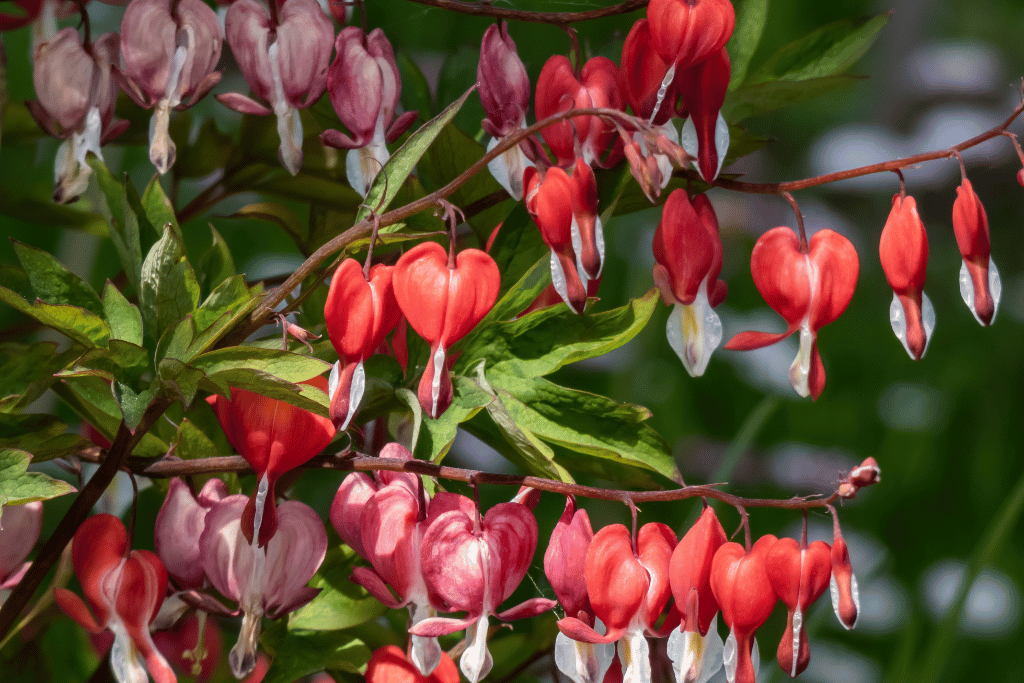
[
  {"left": 879, "top": 193, "right": 933, "bottom": 359},
  {"left": 952, "top": 177, "right": 1000, "bottom": 326},
  {"left": 154, "top": 477, "right": 227, "bottom": 589},
  {"left": 478, "top": 22, "right": 530, "bottom": 138},
  {"left": 544, "top": 497, "right": 594, "bottom": 621},
  {"left": 0, "top": 501, "right": 43, "bottom": 590}
]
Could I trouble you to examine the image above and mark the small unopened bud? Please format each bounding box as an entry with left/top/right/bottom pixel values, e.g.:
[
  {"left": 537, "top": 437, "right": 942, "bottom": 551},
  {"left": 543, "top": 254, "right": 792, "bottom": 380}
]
[{"left": 837, "top": 457, "right": 880, "bottom": 499}]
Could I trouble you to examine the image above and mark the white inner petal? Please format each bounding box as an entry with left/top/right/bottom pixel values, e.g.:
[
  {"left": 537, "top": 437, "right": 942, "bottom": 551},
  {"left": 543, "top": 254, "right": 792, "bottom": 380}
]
[{"left": 342, "top": 360, "right": 365, "bottom": 430}]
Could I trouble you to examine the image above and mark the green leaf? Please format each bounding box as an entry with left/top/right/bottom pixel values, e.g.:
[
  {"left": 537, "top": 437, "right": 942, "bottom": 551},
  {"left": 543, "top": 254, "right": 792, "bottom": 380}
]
[
  {"left": 262, "top": 623, "right": 370, "bottom": 683},
  {"left": 175, "top": 118, "right": 234, "bottom": 179},
  {"left": 480, "top": 203, "right": 547, "bottom": 298},
  {"left": 459, "top": 289, "right": 659, "bottom": 379},
  {"left": 199, "top": 369, "right": 330, "bottom": 417},
  {"left": 728, "top": 0, "right": 770, "bottom": 90},
  {"left": 88, "top": 158, "right": 143, "bottom": 293},
  {"left": 113, "top": 383, "right": 158, "bottom": 432},
  {"left": 139, "top": 223, "right": 201, "bottom": 340},
  {"left": 289, "top": 546, "right": 389, "bottom": 630},
  {"left": 172, "top": 418, "right": 220, "bottom": 460},
  {"left": 746, "top": 13, "right": 890, "bottom": 84},
  {"left": 191, "top": 347, "right": 331, "bottom": 384},
  {"left": 0, "top": 448, "right": 76, "bottom": 508},
  {"left": 355, "top": 86, "right": 475, "bottom": 225},
  {"left": 157, "top": 358, "right": 205, "bottom": 407},
  {"left": 488, "top": 372, "right": 679, "bottom": 483},
  {"left": 61, "top": 340, "right": 150, "bottom": 386},
  {"left": 413, "top": 375, "right": 492, "bottom": 462},
  {"left": 0, "top": 342, "right": 71, "bottom": 414},
  {"left": 198, "top": 225, "right": 236, "bottom": 294},
  {"left": 12, "top": 241, "right": 103, "bottom": 315},
  {"left": 141, "top": 175, "right": 180, "bottom": 234},
  {"left": 397, "top": 52, "right": 435, "bottom": 121},
  {"left": 476, "top": 256, "right": 549, "bottom": 329},
  {"left": 52, "top": 377, "right": 169, "bottom": 457},
  {"left": 723, "top": 75, "right": 863, "bottom": 122},
  {"left": 0, "top": 285, "right": 110, "bottom": 348},
  {"left": 102, "top": 281, "right": 143, "bottom": 345}
]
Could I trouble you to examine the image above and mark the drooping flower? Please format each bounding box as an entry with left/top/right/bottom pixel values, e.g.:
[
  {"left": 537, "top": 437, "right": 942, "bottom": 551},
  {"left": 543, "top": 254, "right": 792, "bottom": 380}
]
[
  {"left": 828, "top": 514, "right": 859, "bottom": 630},
  {"left": 200, "top": 495, "right": 326, "bottom": 678},
  {"left": 206, "top": 376, "right": 335, "bottom": 547},
  {"left": 365, "top": 645, "right": 460, "bottom": 683},
  {"left": 217, "top": 0, "right": 334, "bottom": 174},
  {"left": 0, "top": 501, "right": 43, "bottom": 590},
  {"left": 952, "top": 177, "right": 1000, "bottom": 326},
  {"left": 677, "top": 47, "right": 731, "bottom": 183},
  {"left": 411, "top": 494, "right": 556, "bottom": 683},
  {"left": 154, "top": 478, "right": 227, "bottom": 590},
  {"left": 764, "top": 537, "right": 831, "bottom": 677},
  {"left": 323, "top": 259, "right": 401, "bottom": 431},
  {"left": 118, "top": 0, "right": 223, "bottom": 173},
  {"left": 55, "top": 514, "right": 177, "bottom": 683},
  {"left": 392, "top": 242, "right": 501, "bottom": 419},
  {"left": 878, "top": 192, "right": 933, "bottom": 359},
  {"left": 652, "top": 191, "right": 728, "bottom": 377},
  {"left": 724, "top": 227, "right": 859, "bottom": 400},
  {"left": 645, "top": 0, "right": 735, "bottom": 73},
  {"left": 320, "top": 27, "right": 418, "bottom": 196}
]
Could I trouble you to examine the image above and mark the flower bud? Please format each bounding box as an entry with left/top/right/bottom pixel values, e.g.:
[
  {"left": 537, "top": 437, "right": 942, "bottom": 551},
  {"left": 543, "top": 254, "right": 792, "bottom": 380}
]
[
  {"left": 478, "top": 22, "right": 530, "bottom": 138},
  {"left": 678, "top": 47, "right": 731, "bottom": 182},
  {"left": 952, "top": 178, "right": 1000, "bottom": 326},
  {"left": 879, "top": 193, "right": 933, "bottom": 359}
]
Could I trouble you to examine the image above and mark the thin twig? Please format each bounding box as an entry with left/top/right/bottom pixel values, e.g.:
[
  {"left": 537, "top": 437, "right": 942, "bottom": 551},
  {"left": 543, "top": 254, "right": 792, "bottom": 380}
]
[{"left": 402, "top": 0, "right": 647, "bottom": 24}]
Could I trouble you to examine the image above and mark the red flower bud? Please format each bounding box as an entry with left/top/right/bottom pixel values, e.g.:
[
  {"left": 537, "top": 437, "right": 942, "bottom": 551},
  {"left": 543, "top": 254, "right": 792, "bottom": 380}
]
[
  {"left": 879, "top": 193, "right": 933, "bottom": 359},
  {"left": 829, "top": 520, "right": 859, "bottom": 630},
  {"left": 952, "top": 178, "right": 1000, "bottom": 326}
]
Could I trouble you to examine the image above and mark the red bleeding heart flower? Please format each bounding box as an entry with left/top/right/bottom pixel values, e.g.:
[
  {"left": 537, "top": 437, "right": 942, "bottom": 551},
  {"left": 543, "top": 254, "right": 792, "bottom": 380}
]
[
  {"left": 620, "top": 19, "right": 678, "bottom": 126},
  {"left": 365, "top": 645, "right": 460, "bottom": 683},
  {"left": 829, "top": 514, "right": 859, "bottom": 631},
  {"left": 207, "top": 376, "right": 335, "bottom": 547},
  {"left": 879, "top": 193, "right": 933, "bottom": 359},
  {"left": 324, "top": 259, "right": 401, "bottom": 430},
  {"left": 55, "top": 514, "right": 176, "bottom": 683},
  {"left": 710, "top": 535, "right": 778, "bottom": 683},
  {"left": 667, "top": 506, "right": 727, "bottom": 683},
  {"left": 677, "top": 47, "right": 731, "bottom": 183},
  {"left": 535, "top": 55, "right": 623, "bottom": 167},
  {"left": 392, "top": 242, "right": 500, "bottom": 419},
  {"left": 652, "top": 191, "right": 727, "bottom": 377},
  {"left": 952, "top": 177, "right": 1000, "bottom": 326},
  {"left": 724, "top": 227, "right": 859, "bottom": 400},
  {"left": 764, "top": 537, "right": 831, "bottom": 677},
  {"left": 646, "top": 0, "right": 735, "bottom": 73}
]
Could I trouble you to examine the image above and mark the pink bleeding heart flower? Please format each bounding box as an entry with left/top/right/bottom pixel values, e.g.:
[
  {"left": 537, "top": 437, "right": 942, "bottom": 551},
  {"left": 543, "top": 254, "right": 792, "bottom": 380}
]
[
  {"left": 478, "top": 21, "right": 534, "bottom": 199},
  {"left": 217, "top": 0, "right": 333, "bottom": 175},
  {"left": 535, "top": 55, "right": 624, "bottom": 167},
  {"left": 646, "top": 0, "right": 735, "bottom": 73},
  {"left": 544, "top": 498, "right": 615, "bottom": 683},
  {"left": 709, "top": 535, "right": 778, "bottom": 683},
  {"left": 118, "top": 0, "right": 223, "bottom": 174},
  {"left": 200, "top": 495, "right": 326, "bottom": 678},
  {"left": 0, "top": 501, "right": 43, "bottom": 590},
  {"left": 828, "top": 514, "right": 859, "bottom": 630},
  {"left": 206, "top": 375, "right": 335, "bottom": 548},
  {"left": 725, "top": 227, "right": 859, "bottom": 400},
  {"left": 392, "top": 242, "right": 501, "bottom": 419},
  {"left": 411, "top": 495, "right": 555, "bottom": 683},
  {"left": 952, "top": 177, "right": 1000, "bottom": 326},
  {"left": 28, "top": 27, "right": 127, "bottom": 203},
  {"left": 676, "top": 47, "right": 731, "bottom": 182},
  {"left": 557, "top": 522, "right": 677, "bottom": 683},
  {"left": 365, "top": 645, "right": 460, "bottom": 683},
  {"left": 764, "top": 538, "right": 831, "bottom": 678},
  {"left": 666, "top": 506, "right": 727, "bottom": 683},
  {"left": 320, "top": 27, "right": 418, "bottom": 196},
  {"left": 154, "top": 477, "right": 227, "bottom": 590},
  {"left": 879, "top": 192, "right": 933, "bottom": 359},
  {"left": 524, "top": 158, "right": 604, "bottom": 314},
  {"left": 55, "top": 514, "right": 176, "bottom": 683},
  {"left": 324, "top": 259, "right": 401, "bottom": 431},
  {"left": 652, "top": 191, "right": 728, "bottom": 377}
]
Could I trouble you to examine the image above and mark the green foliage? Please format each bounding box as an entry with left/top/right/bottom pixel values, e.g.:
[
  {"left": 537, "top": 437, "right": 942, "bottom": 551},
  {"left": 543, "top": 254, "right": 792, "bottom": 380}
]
[{"left": 0, "top": 448, "right": 75, "bottom": 509}]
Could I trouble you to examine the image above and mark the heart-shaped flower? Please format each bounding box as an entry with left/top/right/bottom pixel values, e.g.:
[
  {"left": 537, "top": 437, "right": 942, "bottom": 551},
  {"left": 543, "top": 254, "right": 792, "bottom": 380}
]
[
  {"left": 764, "top": 537, "right": 831, "bottom": 677},
  {"left": 154, "top": 477, "right": 227, "bottom": 589},
  {"left": 646, "top": 0, "right": 735, "bottom": 72},
  {"left": 365, "top": 645, "right": 460, "bottom": 683},
  {"left": 725, "top": 227, "right": 859, "bottom": 400},
  {"left": 392, "top": 242, "right": 500, "bottom": 419},
  {"left": 879, "top": 193, "right": 933, "bottom": 359}
]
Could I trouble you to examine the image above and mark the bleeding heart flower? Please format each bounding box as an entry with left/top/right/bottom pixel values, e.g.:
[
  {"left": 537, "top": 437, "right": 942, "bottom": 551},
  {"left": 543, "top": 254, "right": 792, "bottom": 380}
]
[
  {"left": 764, "top": 538, "right": 831, "bottom": 677},
  {"left": 652, "top": 191, "right": 728, "bottom": 377},
  {"left": 324, "top": 259, "right": 401, "bottom": 430},
  {"left": 535, "top": 55, "right": 624, "bottom": 167},
  {"left": 621, "top": 19, "right": 678, "bottom": 126},
  {"left": 677, "top": 47, "right": 731, "bottom": 182},
  {"left": 0, "top": 501, "right": 43, "bottom": 590},
  {"left": 666, "top": 506, "right": 726, "bottom": 683},
  {"left": 524, "top": 158, "right": 604, "bottom": 314},
  {"left": 829, "top": 516, "right": 859, "bottom": 631},
  {"left": 217, "top": 0, "right": 333, "bottom": 175},
  {"left": 154, "top": 478, "right": 227, "bottom": 589},
  {"left": 55, "top": 514, "right": 176, "bottom": 683},
  {"left": 724, "top": 227, "right": 859, "bottom": 400},
  {"left": 646, "top": 0, "right": 735, "bottom": 73},
  {"left": 200, "top": 495, "right": 326, "bottom": 678},
  {"left": 365, "top": 645, "right": 460, "bottom": 683},
  {"left": 952, "top": 177, "right": 1000, "bottom": 326},
  {"left": 558, "top": 523, "right": 677, "bottom": 683},
  {"left": 118, "top": 0, "right": 223, "bottom": 173},
  {"left": 206, "top": 375, "right": 335, "bottom": 547},
  {"left": 411, "top": 495, "right": 555, "bottom": 683},
  {"left": 879, "top": 192, "right": 933, "bottom": 359},
  {"left": 392, "top": 242, "right": 501, "bottom": 419},
  {"left": 150, "top": 612, "right": 223, "bottom": 683},
  {"left": 709, "top": 535, "right": 778, "bottom": 683}
]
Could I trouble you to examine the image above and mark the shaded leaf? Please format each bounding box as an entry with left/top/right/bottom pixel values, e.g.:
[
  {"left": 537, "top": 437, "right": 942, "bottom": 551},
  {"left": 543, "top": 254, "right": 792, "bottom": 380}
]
[
  {"left": 52, "top": 377, "right": 169, "bottom": 457},
  {"left": 172, "top": 418, "right": 219, "bottom": 460},
  {"left": 0, "top": 285, "right": 110, "bottom": 348},
  {"left": 723, "top": 75, "right": 863, "bottom": 122},
  {"left": 199, "top": 369, "right": 329, "bottom": 417},
  {"left": 12, "top": 240, "right": 103, "bottom": 315},
  {"left": 0, "top": 342, "right": 71, "bottom": 414},
  {"left": 261, "top": 622, "right": 370, "bottom": 683},
  {"left": 198, "top": 225, "right": 236, "bottom": 295},
  {"left": 102, "top": 281, "right": 143, "bottom": 345},
  {"left": 141, "top": 175, "right": 179, "bottom": 234},
  {"left": 88, "top": 158, "right": 143, "bottom": 293},
  {"left": 728, "top": 0, "right": 770, "bottom": 90},
  {"left": 114, "top": 382, "right": 158, "bottom": 432},
  {"left": 139, "top": 223, "right": 201, "bottom": 340},
  {"left": 0, "top": 448, "right": 76, "bottom": 507},
  {"left": 228, "top": 203, "right": 306, "bottom": 251},
  {"left": 289, "top": 546, "right": 390, "bottom": 631},
  {"left": 413, "top": 375, "right": 491, "bottom": 462}
]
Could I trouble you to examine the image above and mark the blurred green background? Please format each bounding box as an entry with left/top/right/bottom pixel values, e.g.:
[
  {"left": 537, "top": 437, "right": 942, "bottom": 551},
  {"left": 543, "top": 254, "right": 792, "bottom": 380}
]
[{"left": 4, "top": 0, "right": 1024, "bottom": 681}]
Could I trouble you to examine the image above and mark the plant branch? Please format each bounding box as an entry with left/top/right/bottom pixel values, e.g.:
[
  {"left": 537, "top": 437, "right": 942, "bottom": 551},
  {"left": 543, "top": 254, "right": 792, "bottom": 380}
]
[{"left": 402, "top": 0, "right": 647, "bottom": 24}]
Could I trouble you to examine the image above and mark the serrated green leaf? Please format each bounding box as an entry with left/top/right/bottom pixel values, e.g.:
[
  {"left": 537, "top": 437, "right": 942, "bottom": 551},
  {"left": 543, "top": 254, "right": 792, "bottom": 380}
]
[
  {"left": 172, "top": 418, "right": 219, "bottom": 460},
  {"left": 355, "top": 86, "right": 475, "bottom": 225},
  {"left": 459, "top": 289, "right": 659, "bottom": 379},
  {"left": 0, "top": 285, "right": 110, "bottom": 348},
  {"left": 747, "top": 13, "right": 890, "bottom": 84},
  {"left": 140, "top": 223, "right": 201, "bottom": 340},
  {"left": 198, "top": 225, "right": 236, "bottom": 295},
  {"left": 191, "top": 346, "right": 331, "bottom": 383},
  {"left": 12, "top": 241, "right": 103, "bottom": 315},
  {"left": 0, "top": 448, "right": 76, "bottom": 507},
  {"left": 261, "top": 623, "right": 370, "bottom": 683},
  {"left": 488, "top": 372, "right": 679, "bottom": 483},
  {"left": 289, "top": 546, "right": 389, "bottom": 631},
  {"left": 114, "top": 383, "right": 158, "bottom": 432},
  {"left": 88, "top": 159, "right": 143, "bottom": 294},
  {"left": 728, "top": 0, "right": 770, "bottom": 90},
  {"left": 723, "top": 75, "right": 863, "bottom": 122},
  {"left": 102, "top": 281, "right": 143, "bottom": 345},
  {"left": 141, "top": 175, "right": 179, "bottom": 234}
]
